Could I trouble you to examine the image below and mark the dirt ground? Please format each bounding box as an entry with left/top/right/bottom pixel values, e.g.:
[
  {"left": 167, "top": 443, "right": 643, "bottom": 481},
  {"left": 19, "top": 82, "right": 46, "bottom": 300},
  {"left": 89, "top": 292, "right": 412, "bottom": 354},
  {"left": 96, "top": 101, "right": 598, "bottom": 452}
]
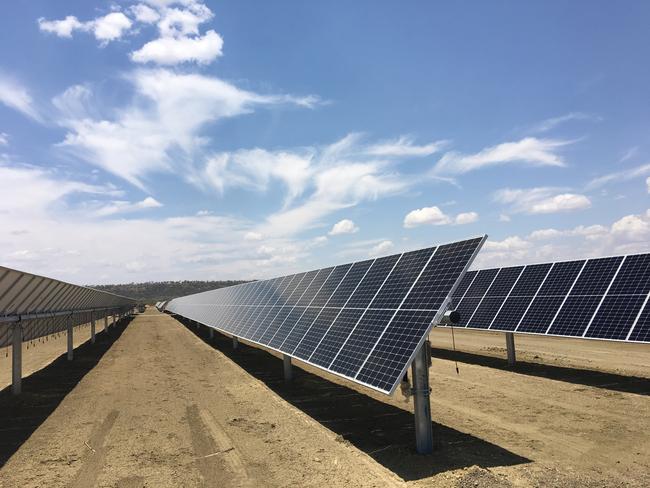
[{"left": 0, "top": 309, "right": 648, "bottom": 487}]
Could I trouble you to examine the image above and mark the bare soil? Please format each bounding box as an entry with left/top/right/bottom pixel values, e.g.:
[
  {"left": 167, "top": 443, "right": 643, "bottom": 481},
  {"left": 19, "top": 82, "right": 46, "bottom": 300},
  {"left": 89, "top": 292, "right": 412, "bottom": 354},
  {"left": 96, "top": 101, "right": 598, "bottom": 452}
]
[{"left": 0, "top": 310, "right": 648, "bottom": 487}]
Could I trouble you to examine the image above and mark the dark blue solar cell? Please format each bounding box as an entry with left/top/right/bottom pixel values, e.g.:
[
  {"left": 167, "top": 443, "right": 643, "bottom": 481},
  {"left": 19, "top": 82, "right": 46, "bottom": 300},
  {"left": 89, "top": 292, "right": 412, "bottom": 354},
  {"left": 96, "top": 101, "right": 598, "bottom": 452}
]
[
  {"left": 310, "top": 309, "right": 365, "bottom": 367},
  {"left": 357, "top": 309, "right": 436, "bottom": 392},
  {"left": 281, "top": 307, "right": 323, "bottom": 354},
  {"left": 570, "top": 257, "right": 623, "bottom": 296},
  {"left": 490, "top": 296, "right": 533, "bottom": 331},
  {"left": 369, "top": 248, "right": 435, "bottom": 309},
  {"left": 516, "top": 296, "right": 565, "bottom": 333},
  {"left": 326, "top": 260, "right": 373, "bottom": 307},
  {"left": 547, "top": 296, "right": 602, "bottom": 337},
  {"left": 310, "top": 264, "right": 352, "bottom": 307},
  {"left": 454, "top": 297, "right": 482, "bottom": 327},
  {"left": 585, "top": 295, "right": 646, "bottom": 340},
  {"left": 469, "top": 297, "right": 507, "bottom": 328},
  {"left": 329, "top": 309, "right": 395, "bottom": 378},
  {"left": 292, "top": 307, "right": 341, "bottom": 359},
  {"left": 537, "top": 261, "right": 584, "bottom": 295},
  {"left": 345, "top": 255, "right": 401, "bottom": 309},
  {"left": 402, "top": 238, "right": 485, "bottom": 310},
  {"left": 607, "top": 254, "right": 650, "bottom": 295},
  {"left": 259, "top": 307, "right": 294, "bottom": 345},
  {"left": 452, "top": 271, "right": 477, "bottom": 298},
  {"left": 267, "top": 307, "right": 306, "bottom": 349},
  {"left": 628, "top": 300, "right": 650, "bottom": 342},
  {"left": 296, "top": 268, "right": 333, "bottom": 306}
]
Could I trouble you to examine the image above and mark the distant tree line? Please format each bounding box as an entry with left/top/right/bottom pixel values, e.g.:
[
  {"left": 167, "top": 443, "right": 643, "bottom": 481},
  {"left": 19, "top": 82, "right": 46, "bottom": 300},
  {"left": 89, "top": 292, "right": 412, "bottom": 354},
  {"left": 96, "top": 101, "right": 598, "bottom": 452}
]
[{"left": 91, "top": 280, "right": 251, "bottom": 304}]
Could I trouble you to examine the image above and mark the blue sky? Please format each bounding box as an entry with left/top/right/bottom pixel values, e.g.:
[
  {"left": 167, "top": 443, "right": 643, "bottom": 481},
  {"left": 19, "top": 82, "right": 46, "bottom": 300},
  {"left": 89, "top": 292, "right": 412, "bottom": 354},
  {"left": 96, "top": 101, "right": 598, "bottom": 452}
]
[{"left": 0, "top": 0, "right": 648, "bottom": 284}]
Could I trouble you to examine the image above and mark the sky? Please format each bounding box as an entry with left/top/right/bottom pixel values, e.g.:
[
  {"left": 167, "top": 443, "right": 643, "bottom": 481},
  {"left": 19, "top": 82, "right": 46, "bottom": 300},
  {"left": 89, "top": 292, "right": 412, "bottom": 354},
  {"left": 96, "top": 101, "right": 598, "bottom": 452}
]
[{"left": 0, "top": 0, "right": 649, "bottom": 284}]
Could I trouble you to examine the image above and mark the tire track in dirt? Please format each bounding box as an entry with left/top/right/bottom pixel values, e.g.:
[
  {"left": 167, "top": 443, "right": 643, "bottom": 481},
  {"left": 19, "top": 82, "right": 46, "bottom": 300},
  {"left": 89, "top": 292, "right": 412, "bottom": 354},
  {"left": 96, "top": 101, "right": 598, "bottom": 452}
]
[
  {"left": 69, "top": 409, "right": 119, "bottom": 488},
  {"left": 186, "top": 404, "right": 252, "bottom": 487}
]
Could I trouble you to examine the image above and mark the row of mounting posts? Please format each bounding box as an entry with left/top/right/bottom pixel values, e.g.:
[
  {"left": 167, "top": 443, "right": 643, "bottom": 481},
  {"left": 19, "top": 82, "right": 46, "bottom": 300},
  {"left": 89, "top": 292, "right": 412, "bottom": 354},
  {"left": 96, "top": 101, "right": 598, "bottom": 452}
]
[{"left": 11, "top": 308, "right": 130, "bottom": 396}]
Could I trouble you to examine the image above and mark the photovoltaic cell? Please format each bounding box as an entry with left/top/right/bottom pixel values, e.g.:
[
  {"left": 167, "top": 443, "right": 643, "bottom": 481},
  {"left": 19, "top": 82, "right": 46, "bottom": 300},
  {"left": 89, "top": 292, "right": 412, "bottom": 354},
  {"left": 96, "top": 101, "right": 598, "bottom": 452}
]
[
  {"left": 309, "top": 309, "right": 364, "bottom": 367},
  {"left": 345, "top": 256, "right": 400, "bottom": 309}
]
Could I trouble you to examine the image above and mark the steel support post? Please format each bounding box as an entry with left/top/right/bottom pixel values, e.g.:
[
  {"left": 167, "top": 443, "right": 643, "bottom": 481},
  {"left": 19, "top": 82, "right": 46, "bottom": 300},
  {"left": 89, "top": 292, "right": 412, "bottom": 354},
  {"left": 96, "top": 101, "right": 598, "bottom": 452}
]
[
  {"left": 506, "top": 332, "right": 516, "bottom": 366},
  {"left": 283, "top": 354, "right": 293, "bottom": 384},
  {"left": 12, "top": 323, "right": 22, "bottom": 395},
  {"left": 104, "top": 315, "right": 108, "bottom": 332},
  {"left": 412, "top": 344, "right": 433, "bottom": 454},
  {"left": 112, "top": 314, "right": 116, "bottom": 328},
  {"left": 232, "top": 336, "right": 238, "bottom": 349},
  {"left": 91, "top": 313, "right": 96, "bottom": 344},
  {"left": 209, "top": 328, "right": 215, "bottom": 340},
  {"left": 67, "top": 315, "right": 74, "bottom": 361}
]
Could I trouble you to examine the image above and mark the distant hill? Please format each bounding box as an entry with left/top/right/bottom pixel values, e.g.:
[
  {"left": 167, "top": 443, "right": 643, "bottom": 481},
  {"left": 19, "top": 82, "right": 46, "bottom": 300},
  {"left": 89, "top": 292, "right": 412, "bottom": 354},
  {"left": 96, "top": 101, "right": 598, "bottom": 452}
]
[{"left": 91, "top": 280, "right": 251, "bottom": 304}]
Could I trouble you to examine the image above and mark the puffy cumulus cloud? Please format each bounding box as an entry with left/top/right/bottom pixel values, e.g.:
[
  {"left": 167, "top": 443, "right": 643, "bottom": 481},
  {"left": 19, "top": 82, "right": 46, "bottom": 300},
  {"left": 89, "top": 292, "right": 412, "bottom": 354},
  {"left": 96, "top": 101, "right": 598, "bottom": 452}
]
[
  {"left": 454, "top": 211, "right": 479, "bottom": 225},
  {"left": 131, "top": 29, "right": 223, "bottom": 64},
  {"left": 403, "top": 206, "right": 479, "bottom": 228},
  {"left": 131, "top": 4, "right": 161, "bottom": 24},
  {"left": 586, "top": 163, "right": 650, "bottom": 190},
  {"left": 369, "top": 240, "right": 394, "bottom": 257},
  {"left": 38, "top": 12, "right": 132, "bottom": 44},
  {"left": 0, "top": 74, "right": 40, "bottom": 121},
  {"left": 329, "top": 219, "right": 359, "bottom": 236},
  {"left": 54, "top": 70, "right": 317, "bottom": 189},
  {"left": 493, "top": 187, "right": 591, "bottom": 215},
  {"left": 404, "top": 206, "right": 450, "bottom": 227},
  {"left": 433, "top": 137, "right": 571, "bottom": 175},
  {"left": 473, "top": 209, "right": 650, "bottom": 269}
]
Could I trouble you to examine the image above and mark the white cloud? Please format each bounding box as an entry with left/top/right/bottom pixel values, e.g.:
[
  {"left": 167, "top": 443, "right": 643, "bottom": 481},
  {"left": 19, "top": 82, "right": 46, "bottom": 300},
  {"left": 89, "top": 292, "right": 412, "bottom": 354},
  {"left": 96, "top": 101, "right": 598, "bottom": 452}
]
[
  {"left": 93, "top": 12, "right": 133, "bottom": 42},
  {"left": 404, "top": 206, "right": 450, "bottom": 227},
  {"left": 473, "top": 209, "right": 650, "bottom": 269},
  {"left": 329, "top": 219, "right": 359, "bottom": 235},
  {"left": 93, "top": 196, "right": 163, "bottom": 217},
  {"left": 586, "top": 163, "right": 650, "bottom": 190},
  {"left": 403, "top": 206, "right": 479, "bottom": 228},
  {"left": 647, "top": 176, "right": 650, "bottom": 193},
  {"left": 131, "top": 29, "right": 223, "bottom": 64},
  {"left": 244, "top": 231, "right": 263, "bottom": 241},
  {"left": 38, "top": 12, "right": 132, "bottom": 44},
  {"left": 54, "top": 69, "right": 317, "bottom": 189},
  {"left": 454, "top": 211, "right": 479, "bottom": 225},
  {"left": 499, "top": 214, "right": 511, "bottom": 222},
  {"left": 0, "top": 74, "right": 40, "bottom": 120},
  {"left": 0, "top": 132, "right": 8, "bottom": 146},
  {"left": 131, "top": 4, "right": 161, "bottom": 23},
  {"left": 433, "top": 137, "right": 571, "bottom": 175},
  {"left": 530, "top": 112, "right": 600, "bottom": 133},
  {"left": 365, "top": 136, "right": 447, "bottom": 157},
  {"left": 369, "top": 240, "right": 394, "bottom": 257},
  {"left": 494, "top": 187, "right": 591, "bottom": 215},
  {"left": 37, "top": 15, "right": 84, "bottom": 37}
]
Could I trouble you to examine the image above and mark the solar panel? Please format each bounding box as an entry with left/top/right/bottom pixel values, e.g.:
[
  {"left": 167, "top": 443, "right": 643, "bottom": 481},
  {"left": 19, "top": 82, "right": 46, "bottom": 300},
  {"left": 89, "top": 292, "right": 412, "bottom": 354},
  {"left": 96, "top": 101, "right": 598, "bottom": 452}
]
[
  {"left": 447, "top": 252, "right": 650, "bottom": 343},
  {"left": 165, "top": 236, "right": 486, "bottom": 394}
]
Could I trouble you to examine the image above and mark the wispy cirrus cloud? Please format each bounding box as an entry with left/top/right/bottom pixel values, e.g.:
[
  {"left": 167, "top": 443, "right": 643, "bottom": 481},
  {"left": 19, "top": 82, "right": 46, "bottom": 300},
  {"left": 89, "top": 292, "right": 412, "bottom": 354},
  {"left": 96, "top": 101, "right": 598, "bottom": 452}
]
[
  {"left": 432, "top": 137, "right": 572, "bottom": 175},
  {"left": 529, "top": 112, "right": 601, "bottom": 133},
  {"left": 0, "top": 73, "right": 41, "bottom": 121},
  {"left": 585, "top": 163, "right": 650, "bottom": 190}
]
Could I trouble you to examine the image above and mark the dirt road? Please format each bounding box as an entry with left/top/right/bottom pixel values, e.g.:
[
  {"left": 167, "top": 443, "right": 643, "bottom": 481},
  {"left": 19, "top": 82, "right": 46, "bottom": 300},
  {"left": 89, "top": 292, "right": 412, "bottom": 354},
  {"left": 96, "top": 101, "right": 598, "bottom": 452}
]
[{"left": 0, "top": 310, "right": 648, "bottom": 487}]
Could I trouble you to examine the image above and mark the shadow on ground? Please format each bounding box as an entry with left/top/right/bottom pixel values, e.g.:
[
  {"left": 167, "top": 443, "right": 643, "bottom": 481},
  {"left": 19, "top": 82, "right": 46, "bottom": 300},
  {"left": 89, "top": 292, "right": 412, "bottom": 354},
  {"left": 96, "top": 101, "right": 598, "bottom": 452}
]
[
  {"left": 0, "top": 318, "right": 131, "bottom": 467},
  {"left": 430, "top": 346, "right": 650, "bottom": 396},
  {"left": 178, "top": 318, "right": 530, "bottom": 482}
]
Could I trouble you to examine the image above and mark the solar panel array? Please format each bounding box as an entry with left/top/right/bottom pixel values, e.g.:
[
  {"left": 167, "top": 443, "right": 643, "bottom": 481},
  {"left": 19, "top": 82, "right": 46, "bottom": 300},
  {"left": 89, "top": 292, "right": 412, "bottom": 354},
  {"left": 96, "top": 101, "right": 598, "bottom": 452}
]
[
  {"left": 448, "top": 253, "right": 650, "bottom": 343},
  {"left": 0, "top": 265, "right": 136, "bottom": 348},
  {"left": 165, "top": 236, "right": 485, "bottom": 394}
]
